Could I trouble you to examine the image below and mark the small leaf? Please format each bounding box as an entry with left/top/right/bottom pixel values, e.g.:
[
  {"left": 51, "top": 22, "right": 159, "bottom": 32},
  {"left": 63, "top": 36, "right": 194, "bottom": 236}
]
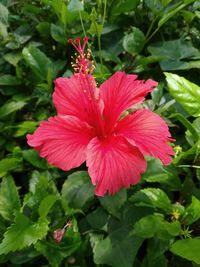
[
  {"left": 0, "top": 3, "right": 8, "bottom": 25},
  {"left": 123, "top": 27, "right": 145, "bottom": 55},
  {"left": 165, "top": 72, "right": 200, "bottom": 117},
  {"left": 130, "top": 188, "right": 172, "bottom": 213},
  {"left": 0, "top": 176, "right": 20, "bottom": 220},
  {"left": 183, "top": 196, "right": 200, "bottom": 225},
  {"left": 0, "top": 212, "right": 49, "bottom": 255},
  {"left": 170, "top": 238, "right": 200, "bottom": 264}
]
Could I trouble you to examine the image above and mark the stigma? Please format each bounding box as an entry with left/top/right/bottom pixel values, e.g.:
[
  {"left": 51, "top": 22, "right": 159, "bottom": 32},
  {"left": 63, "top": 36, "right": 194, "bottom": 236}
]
[{"left": 68, "top": 37, "right": 95, "bottom": 75}]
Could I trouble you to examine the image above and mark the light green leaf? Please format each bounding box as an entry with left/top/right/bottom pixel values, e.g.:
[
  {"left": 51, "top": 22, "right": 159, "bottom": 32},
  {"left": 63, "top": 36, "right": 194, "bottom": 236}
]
[
  {"left": 133, "top": 214, "right": 181, "bottom": 239},
  {"left": 61, "top": 171, "right": 94, "bottom": 210},
  {"left": 0, "top": 100, "right": 26, "bottom": 118},
  {"left": 123, "top": 27, "right": 145, "bottom": 55},
  {"left": 130, "top": 188, "right": 172, "bottom": 213},
  {"left": 0, "top": 158, "right": 21, "bottom": 175},
  {"left": 0, "top": 176, "right": 20, "bottom": 220},
  {"left": 68, "top": 0, "right": 83, "bottom": 12},
  {"left": 0, "top": 212, "right": 49, "bottom": 255},
  {"left": 165, "top": 72, "right": 200, "bottom": 117},
  {"left": 22, "top": 46, "right": 53, "bottom": 82},
  {"left": 3, "top": 52, "right": 22, "bottom": 66},
  {"left": 38, "top": 195, "right": 58, "bottom": 218},
  {"left": 170, "top": 238, "right": 200, "bottom": 264},
  {"left": 13, "top": 121, "right": 38, "bottom": 137}
]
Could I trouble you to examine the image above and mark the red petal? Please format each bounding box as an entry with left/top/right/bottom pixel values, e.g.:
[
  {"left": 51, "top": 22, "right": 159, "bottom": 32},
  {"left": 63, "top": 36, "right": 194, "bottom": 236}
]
[
  {"left": 27, "top": 116, "right": 95, "bottom": 171},
  {"left": 53, "top": 74, "right": 97, "bottom": 121},
  {"left": 99, "top": 71, "right": 157, "bottom": 133},
  {"left": 116, "top": 109, "right": 174, "bottom": 165},
  {"left": 86, "top": 135, "right": 147, "bottom": 196}
]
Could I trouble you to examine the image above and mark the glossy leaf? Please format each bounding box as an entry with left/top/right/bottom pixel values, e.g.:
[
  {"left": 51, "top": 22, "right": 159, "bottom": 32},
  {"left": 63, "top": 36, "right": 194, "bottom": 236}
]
[
  {"left": 123, "top": 27, "right": 145, "bottom": 55},
  {"left": 130, "top": 188, "right": 172, "bottom": 213},
  {"left": 165, "top": 72, "right": 200, "bottom": 117}
]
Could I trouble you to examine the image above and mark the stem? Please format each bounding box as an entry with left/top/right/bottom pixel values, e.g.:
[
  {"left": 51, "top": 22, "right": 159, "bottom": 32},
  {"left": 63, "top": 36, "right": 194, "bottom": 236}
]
[
  {"left": 79, "top": 10, "right": 97, "bottom": 65},
  {"left": 102, "top": 0, "right": 107, "bottom": 29},
  {"left": 145, "top": 16, "right": 158, "bottom": 40},
  {"left": 178, "top": 165, "right": 200, "bottom": 169}
]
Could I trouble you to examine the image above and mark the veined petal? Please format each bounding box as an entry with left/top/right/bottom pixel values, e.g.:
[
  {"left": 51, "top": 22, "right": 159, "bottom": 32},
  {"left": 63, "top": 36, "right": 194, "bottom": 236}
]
[
  {"left": 116, "top": 109, "right": 174, "bottom": 165},
  {"left": 99, "top": 71, "right": 157, "bottom": 133},
  {"left": 27, "top": 115, "right": 95, "bottom": 171},
  {"left": 86, "top": 135, "right": 147, "bottom": 196},
  {"left": 53, "top": 74, "right": 99, "bottom": 122}
]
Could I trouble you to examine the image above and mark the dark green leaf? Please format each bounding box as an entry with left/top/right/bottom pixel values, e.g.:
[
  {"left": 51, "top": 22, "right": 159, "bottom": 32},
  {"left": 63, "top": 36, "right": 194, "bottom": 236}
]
[
  {"left": 0, "top": 75, "right": 22, "bottom": 85},
  {"left": 61, "top": 171, "right": 94, "bottom": 209},
  {"left": 23, "top": 149, "right": 49, "bottom": 169}
]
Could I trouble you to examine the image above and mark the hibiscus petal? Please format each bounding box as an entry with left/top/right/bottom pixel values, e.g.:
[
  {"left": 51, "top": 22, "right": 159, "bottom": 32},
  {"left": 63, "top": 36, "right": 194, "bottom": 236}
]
[
  {"left": 86, "top": 135, "right": 147, "bottom": 196},
  {"left": 99, "top": 71, "right": 157, "bottom": 133},
  {"left": 27, "top": 115, "right": 95, "bottom": 171},
  {"left": 116, "top": 109, "right": 174, "bottom": 165},
  {"left": 53, "top": 74, "right": 99, "bottom": 122}
]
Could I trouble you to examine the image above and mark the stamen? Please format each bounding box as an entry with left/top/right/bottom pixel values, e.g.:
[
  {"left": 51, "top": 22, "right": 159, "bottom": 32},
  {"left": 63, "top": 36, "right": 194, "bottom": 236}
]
[{"left": 68, "top": 37, "right": 95, "bottom": 75}]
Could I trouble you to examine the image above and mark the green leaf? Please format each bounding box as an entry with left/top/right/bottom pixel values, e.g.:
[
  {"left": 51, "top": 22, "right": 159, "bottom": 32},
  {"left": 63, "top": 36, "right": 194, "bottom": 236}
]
[
  {"left": 38, "top": 195, "right": 58, "bottom": 218},
  {"left": 92, "top": 207, "right": 145, "bottom": 267},
  {"left": 22, "top": 46, "right": 53, "bottom": 82},
  {"left": 61, "top": 171, "right": 94, "bottom": 210},
  {"left": 133, "top": 214, "right": 181, "bottom": 239},
  {"left": 142, "top": 158, "right": 169, "bottom": 182},
  {"left": 87, "top": 207, "right": 108, "bottom": 229},
  {"left": 0, "top": 75, "right": 22, "bottom": 85},
  {"left": 3, "top": 52, "right": 22, "bottom": 66},
  {"left": 0, "top": 212, "right": 49, "bottom": 255},
  {"left": 50, "top": 23, "right": 66, "bottom": 44},
  {"left": 170, "top": 238, "right": 200, "bottom": 264},
  {"left": 68, "top": 0, "right": 83, "bottom": 12},
  {"left": 0, "top": 158, "right": 21, "bottom": 175},
  {"left": 110, "top": 0, "right": 140, "bottom": 15},
  {"left": 130, "top": 188, "right": 172, "bottom": 213},
  {"left": 0, "top": 3, "right": 8, "bottom": 25},
  {"left": 99, "top": 189, "right": 127, "bottom": 218},
  {"left": 0, "top": 176, "right": 20, "bottom": 220},
  {"left": 183, "top": 196, "right": 200, "bottom": 225},
  {"left": 13, "top": 121, "right": 38, "bottom": 137},
  {"left": 165, "top": 72, "right": 200, "bottom": 117},
  {"left": 148, "top": 39, "right": 199, "bottom": 71},
  {"left": 0, "top": 100, "right": 27, "bottom": 118},
  {"left": 23, "top": 149, "right": 49, "bottom": 169},
  {"left": 123, "top": 27, "right": 145, "bottom": 55}
]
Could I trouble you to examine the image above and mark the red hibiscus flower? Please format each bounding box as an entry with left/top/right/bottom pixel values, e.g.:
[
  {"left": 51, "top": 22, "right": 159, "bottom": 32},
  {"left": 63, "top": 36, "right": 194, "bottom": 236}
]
[{"left": 27, "top": 37, "right": 174, "bottom": 196}]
